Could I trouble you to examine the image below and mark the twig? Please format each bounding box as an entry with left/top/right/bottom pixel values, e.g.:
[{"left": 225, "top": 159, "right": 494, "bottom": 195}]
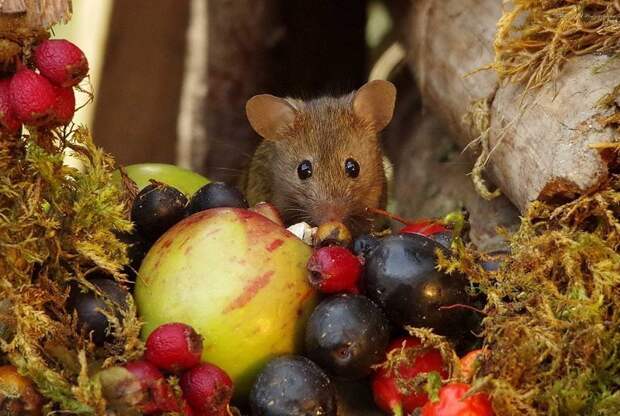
[
  {"left": 365, "top": 207, "right": 412, "bottom": 225},
  {"left": 438, "top": 303, "right": 487, "bottom": 315}
]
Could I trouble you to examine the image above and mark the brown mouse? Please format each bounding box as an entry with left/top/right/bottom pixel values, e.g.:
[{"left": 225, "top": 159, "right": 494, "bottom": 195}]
[{"left": 241, "top": 80, "right": 396, "bottom": 236}]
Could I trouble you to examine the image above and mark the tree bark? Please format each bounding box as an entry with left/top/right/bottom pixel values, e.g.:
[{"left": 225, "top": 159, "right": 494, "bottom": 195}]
[
  {"left": 0, "top": 0, "right": 71, "bottom": 29},
  {"left": 196, "top": 0, "right": 279, "bottom": 182},
  {"left": 406, "top": 0, "right": 620, "bottom": 212},
  {"left": 92, "top": 0, "right": 190, "bottom": 166}
]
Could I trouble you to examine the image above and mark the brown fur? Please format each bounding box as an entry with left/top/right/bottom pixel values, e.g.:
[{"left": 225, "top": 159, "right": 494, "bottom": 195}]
[{"left": 242, "top": 86, "right": 393, "bottom": 235}]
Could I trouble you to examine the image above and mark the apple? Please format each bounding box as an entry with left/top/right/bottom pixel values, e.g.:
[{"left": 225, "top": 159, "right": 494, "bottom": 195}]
[
  {"left": 134, "top": 208, "right": 317, "bottom": 399},
  {"left": 112, "top": 163, "right": 209, "bottom": 195},
  {"left": 249, "top": 202, "right": 284, "bottom": 226}
]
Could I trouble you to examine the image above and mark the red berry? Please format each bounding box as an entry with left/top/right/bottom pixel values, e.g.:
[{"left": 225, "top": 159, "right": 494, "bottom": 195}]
[
  {"left": 180, "top": 363, "right": 233, "bottom": 416},
  {"left": 125, "top": 360, "right": 180, "bottom": 414},
  {"left": 421, "top": 383, "right": 494, "bottom": 416},
  {"left": 0, "top": 78, "right": 21, "bottom": 134},
  {"left": 181, "top": 400, "right": 195, "bottom": 416},
  {"left": 9, "top": 68, "right": 56, "bottom": 125},
  {"left": 400, "top": 219, "right": 448, "bottom": 237},
  {"left": 145, "top": 322, "right": 203, "bottom": 372},
  {"left": 50, "top": 86, "right": 75, "bottom": 126},
  {"left": 307, "top": 246, "right": 362, "bottom": 294},
  {"left": 372, "top": 337, "right": 448, "bottom": 414},
  {"left": 34, "top": 39, "right": 89, "bottom": 87},
  {"left": 400, "top": 219, "right": 452, "bottom": 248}
]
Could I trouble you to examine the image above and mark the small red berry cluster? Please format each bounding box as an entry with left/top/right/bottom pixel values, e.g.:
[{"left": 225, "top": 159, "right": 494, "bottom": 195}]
[
  {"left": 0, "top": 38, "right": 88, "bottom": 134},
  {"left": 124, "top": 322, "right": 233, "bottom": 416},
  {"left": 372, "top": 337, "right": 492, "bottom": 416}
]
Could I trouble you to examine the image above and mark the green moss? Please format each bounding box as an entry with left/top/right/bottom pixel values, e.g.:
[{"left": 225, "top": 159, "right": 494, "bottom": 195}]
[
  {"left": 0, "top": 126, "right": 142, "bottom": 414},
  {"left": 438, "top": 177, "right": 620, "bottom": 415}
]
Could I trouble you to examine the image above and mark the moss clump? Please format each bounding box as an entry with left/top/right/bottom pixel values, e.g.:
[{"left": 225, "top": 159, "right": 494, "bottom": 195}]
[
  {"left": 438, "top": 169, "right": 620, "bottom": 415},
  {"left": 492, "top": 0, "right": 620, "bottom": 91},
  {"left": 0, "top": 126, "right": 143, "bottom": 414}
]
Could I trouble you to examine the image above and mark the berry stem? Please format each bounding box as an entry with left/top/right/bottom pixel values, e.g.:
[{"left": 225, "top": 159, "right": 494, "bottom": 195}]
[
  {"left": 438, "top": 303, "right": 487, "bottom": 315},
  {"left": 391, "top": 403, "right": 404, "bottom": 416},
  {"left": 365, "top": 207, "right": 412, "bottom": 225}
]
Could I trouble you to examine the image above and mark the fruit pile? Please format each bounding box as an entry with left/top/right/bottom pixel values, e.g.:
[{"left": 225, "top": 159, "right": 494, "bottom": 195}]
[
  {"left": 251, "top": 217, "right": 493, "bottom": 416},
  {"left": 108, "top": 168, "right": 493, "bottom": 415},
  {"left": 2, "top": 138, "right": 496, "bottom": 416}
]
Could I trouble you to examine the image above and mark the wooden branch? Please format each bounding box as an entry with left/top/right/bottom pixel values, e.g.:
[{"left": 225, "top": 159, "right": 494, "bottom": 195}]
[
  {"left": 0, "top": 0, "right": 71, "bottom": 29},
  {"left": 405, "top": 0, "right": 620, "bottom": 211},
  {"left": 391, "top": 109, "right": 520, "bottom": 252},
  {"left": 1, "top": 0, "right": 27, "bottom": 14}
]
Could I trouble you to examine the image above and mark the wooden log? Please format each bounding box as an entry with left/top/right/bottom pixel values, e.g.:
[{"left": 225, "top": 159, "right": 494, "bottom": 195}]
[
  {"left": 392, "top": 110, "right": 520, "bottom": 251},
  {"left": 383, "top": 69, "right": 520, "bottom": 251},
  {"left": 92, "top": 0, "right": 190, "bottom": 166},
  {"left": 0, "top": 0, "right": 71, "bottom": 29},
  {"left": 405, "top": 0, "right": 620, "bottom": 211}
]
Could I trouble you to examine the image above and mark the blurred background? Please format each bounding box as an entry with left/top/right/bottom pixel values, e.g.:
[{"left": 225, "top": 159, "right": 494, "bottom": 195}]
[
  {"left": 59, "top": 0, "right": 399, "bottom": 174},
  {"left": 58, "top": 0, "right": 519, "bottom": 254}
]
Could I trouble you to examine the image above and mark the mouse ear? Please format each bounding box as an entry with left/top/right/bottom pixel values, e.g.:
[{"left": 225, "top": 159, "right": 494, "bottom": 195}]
[
  {"left": 352, "top": 80, "right": 396, "bottom": 132},
  {"left": 246, "top": 94, "right": 297, "bottom": 141}
]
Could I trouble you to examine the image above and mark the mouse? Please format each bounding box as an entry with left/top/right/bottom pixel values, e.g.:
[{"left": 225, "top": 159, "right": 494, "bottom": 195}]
[{"left": 240, "top": 79, "right": 396, "bottom": 236}]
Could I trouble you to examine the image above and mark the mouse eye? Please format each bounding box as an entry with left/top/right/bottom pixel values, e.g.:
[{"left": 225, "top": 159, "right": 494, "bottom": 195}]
[
  {"left": 344, "top": 158, "right": 360, "bottom": 178},
  {"left": 297, "top": 160, "right": 313, "bottom": 180}
]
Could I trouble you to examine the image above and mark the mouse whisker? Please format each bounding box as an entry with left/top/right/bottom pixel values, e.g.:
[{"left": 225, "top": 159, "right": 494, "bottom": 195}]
[{"left": 208, "top": 167, "right": 246, "bottom": 173}]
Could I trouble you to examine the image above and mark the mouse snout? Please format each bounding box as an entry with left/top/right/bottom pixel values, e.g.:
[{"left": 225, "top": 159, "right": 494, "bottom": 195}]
[{"left": 310, "top": 201, "right": 349, "bottom": 227}]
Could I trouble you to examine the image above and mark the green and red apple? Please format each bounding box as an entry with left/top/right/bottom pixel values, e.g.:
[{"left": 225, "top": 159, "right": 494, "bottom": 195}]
[
  {"left": 112, "top": 163, "right": 209, "bottom": 196},
  {"left": 134, "top": 208, "right": 317, "bottom": 399}
]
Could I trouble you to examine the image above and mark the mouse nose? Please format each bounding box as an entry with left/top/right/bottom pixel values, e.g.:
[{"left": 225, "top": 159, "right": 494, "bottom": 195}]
[{"left": 312, "top": 201, "right": 348, "bottom": 226}]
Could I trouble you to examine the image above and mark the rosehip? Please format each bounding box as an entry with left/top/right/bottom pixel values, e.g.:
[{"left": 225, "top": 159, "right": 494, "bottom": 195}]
[
  {"left": 307, "top": 246, "right": 361, "bottom": 293},
  {"left": 0, "top": 78, "right": 21, "bottom": 134},
  {"left": 50, "top": 85, "right": 75, "bottom": 125},
  {"left": 124, "top": 360, "right": 180, "bottom": 414},
  {"left": 421, "top": 383, "right": 494, "bottom": 416},
  {"left": 9, "top": 68, "right": 56, "bottom": 125},
  {"left": 145, "top": 322, "right": 203, "bottom": 372},
  {"left": 180, "top": 363, "right": 233, "bottom": 416},
  {"left": 372, "top": 337, "right": 448, "bottom": 415},
  {"left": 96, "top": 367, "right": 144, "bottom": 411},
  {"left": 34, "top": 39, "right": 89, "bottom": 87}
]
